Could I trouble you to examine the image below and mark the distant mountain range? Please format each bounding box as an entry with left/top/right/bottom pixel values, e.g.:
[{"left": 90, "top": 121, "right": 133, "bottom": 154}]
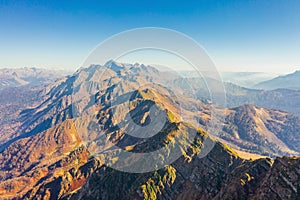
[
  {"left": 180, "top": 71, "right": 277, "bottom": 88},
  {"left": 255, "top": 70, "right": 300, "bottom": 90},
  {"left": 0, "top": 67, "right": 71, "bottom": 90},
  {"left": 182, "top": 70, "right": 300, "bottom": 91},
  {"left": 221, "top": 72, "right": 277, "bottom": 88},
  {"left": 168, "top": 76, "right": 300, "bottom": 116},
  {"left": 0, "top": 62, "right": 299, "bottom": 199}
]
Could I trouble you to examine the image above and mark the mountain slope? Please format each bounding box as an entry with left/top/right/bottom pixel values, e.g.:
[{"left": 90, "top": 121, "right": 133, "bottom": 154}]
[
  {"left": 1, "top": 114, "right": 298, "bottom": 200},
  {"left": 220, "top": 104, "right": 300, "bottom": 156},
  {"left": 252, "top": 156, "right": 300, "bottom": 200},
  {"left": 65, "top": 142, "right": 266, "bottom": 200},
  {"left": 0, "top": 81, "right": 210, "bottom": 199},
  {"left": 0, "top": 120, "right": 86, "bottom": 199},
  {"left": 0, "top": 76, "right": 75, "bottom": 152}
]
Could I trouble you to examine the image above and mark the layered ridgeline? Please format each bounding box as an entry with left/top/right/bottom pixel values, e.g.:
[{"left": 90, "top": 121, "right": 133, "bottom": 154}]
[
  {"left": 0, "top": 67, "right": 70, "bottom": 90},
  {"left": 0, "top": 61, "right": 299, "bottom": 199},
  {"left": 255, "top": 70, "right": 300, "bottom": 90},
  {"left": 175, "top": 77, "right": 300, "bottom": 116},
  {"left": 216, "top": 71, "right": 276, "bottom": 88},
  {"left": 1, "top": 61, "right": 299, "bottom": 157}
]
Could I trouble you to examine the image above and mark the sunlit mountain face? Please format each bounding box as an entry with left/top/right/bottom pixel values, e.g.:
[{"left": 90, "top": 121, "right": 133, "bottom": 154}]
[{"left": 0, "top": 62, "right": 299, "bottom": 200}]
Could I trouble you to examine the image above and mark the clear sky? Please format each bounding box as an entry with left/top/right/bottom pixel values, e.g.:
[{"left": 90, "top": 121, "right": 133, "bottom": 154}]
[{"left": 0, "top": 0, "right": 300, "bottom": 73}]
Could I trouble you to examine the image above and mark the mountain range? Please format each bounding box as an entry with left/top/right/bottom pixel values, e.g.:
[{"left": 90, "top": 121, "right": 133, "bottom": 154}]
[
  {"left": 220, "top": 72, "right": 277, "bottom": 88},
  {"left": 0, "top": 67, "right": 70, "bottom": 90},
  {"left": 0, "top": 62, "right": 299, "bottom": 199},
  {"left": 255, "top": 70, "right": 300, "bottom": 90}
]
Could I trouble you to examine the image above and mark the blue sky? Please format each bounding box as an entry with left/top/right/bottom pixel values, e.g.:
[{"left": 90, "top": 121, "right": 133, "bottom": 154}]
[{"left": 0, "top": 0, "right": 300, "bottom": 73}]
